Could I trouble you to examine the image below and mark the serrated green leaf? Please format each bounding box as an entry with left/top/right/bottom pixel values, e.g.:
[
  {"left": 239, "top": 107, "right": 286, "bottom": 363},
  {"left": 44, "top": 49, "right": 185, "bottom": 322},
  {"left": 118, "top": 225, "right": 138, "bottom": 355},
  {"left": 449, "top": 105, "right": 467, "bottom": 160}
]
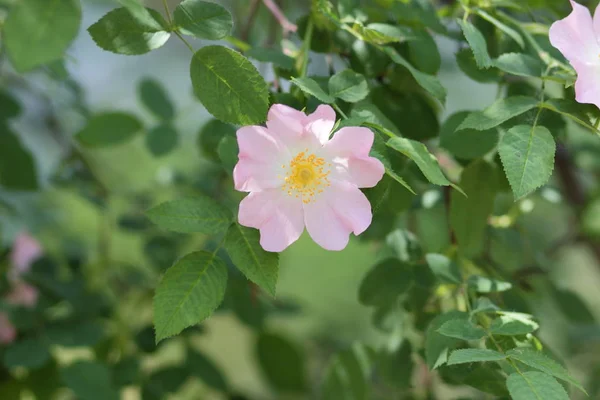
[
  {"left": 291, "top": 77, "right": 335, "bottom": 103},
  {"left": 425, "top": 253, "right": 462, "bottom": 284},
  {"left": 541, "top": 98, "right": 600, "bottom": 134},
  {"left": 224, "top": 224, "right": 279, "bottom": 297},
  {"left": 507, "top": 348, "right": 586, "bottom": 393},
  {"left": 426, "top": 311, "right": 468, "bottom": 369},
  {"left": 365, "top": 23, "right": 416, "bottom": 42},
  {"left": 0, "top": 124, "right": 38, "bottom": 191},
  {"left": 494, "top": 53, "right": 543, "bottom": 77},
  {"left": 506, "top": 372, "right": 569, "bottom": 400},
  {"left": 458, "top": 19, "right": 492, "bottom": 69},
  {"left": 117, "top": 0, "right": 163, "bottom": 28},
  {"left": 88, "top": 7, "right": 170, "bottom": 55},
  {"left": 146, "top": 197, "right": 233, "bottom": 234},
  {"left": 358, "top": 258, "right": 413, "bottom": 307},
  {"left": 447, "top": 349, "right": 506, "bottom": 365},
  {"left": 190, "top": 46, "right": 269, "bottom": 125},
  {"left": 450, "top": 160, "right": 498, "bottom": 258},
  {"left": 3, "top": 338, "right": 50, "bottom": 369},
  {"left": 4, "top": 0, "right": 81, "bottom": 72},
  {"left": 257, "top": 332, "right": 306, "bottom": 392},
  {"left": 76, "top": 112, "right": 143, "bottom": 147},
  {"left": 468, "top": 276, "right": 512, "bottom": 293},
  {"left": 138, "top": 78, "right": 175, "bottom": 121},
  {"left": 499, "top": 125, "right": 555, "bottom": 200},
  {"left": 174, "top": 0, "right": 233, "bottom": 40},
  {"left": 438, "top": 319, "right": 486, "bottom": 340},
  {"left": 153, "top": 251, "right": 228, "bottom": 342},
  {"left": 407, "top": 28, "right": 441, "bottom": 75},
  {"left": 246, "top": 47, "right": 295, "bottom": 70},
  {"left": 146, "top": 124, "right": 178, "bottom": 157},
  {"left": 471, "top": 297, "right": 501, "bottom": 315},
  {"left": 458, "top": 97, "right": 539, "bottom": 131},
  {"left": 440, "top": 111, "right": 499, "bottom": 159},
  {"left": 490, "top": 314, "right": 539, "bottom": 335},
  {"left": 328, "top": 70, "right": 369, "bottom": 103},
  {"left": 456, "top": 48, "right": 501, "bottom": 83},
  {"left": 386, "top": 137, "right": 452, "bottom": 186},
  {"left": 186, "top": 350, "right": 229, "bottom": 392},
  {"left": 382, "top": 47, "right": 446, "bottom": 103},
  {"left": 61, "top": 361, "right": 119, "bottom": 400}
]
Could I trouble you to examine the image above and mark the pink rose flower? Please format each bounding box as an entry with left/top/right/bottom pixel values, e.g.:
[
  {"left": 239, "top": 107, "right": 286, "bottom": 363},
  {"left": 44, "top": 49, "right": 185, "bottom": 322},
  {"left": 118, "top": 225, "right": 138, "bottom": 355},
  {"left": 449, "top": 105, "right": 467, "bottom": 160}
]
[
  {"left": 234, "top": 104, "right": 385, "bottom": 252},
  {"left": 5, "top": 282, "right": 39, "bottom": 308},
  {"left": 0, "top": 312, "right": 16, "bottom": 345},
  {"left": 9, "top": 232, "right": 43, "bottom": 280},
  {"left": 549, "top": 0, "right": 600, "bottom": 109}
]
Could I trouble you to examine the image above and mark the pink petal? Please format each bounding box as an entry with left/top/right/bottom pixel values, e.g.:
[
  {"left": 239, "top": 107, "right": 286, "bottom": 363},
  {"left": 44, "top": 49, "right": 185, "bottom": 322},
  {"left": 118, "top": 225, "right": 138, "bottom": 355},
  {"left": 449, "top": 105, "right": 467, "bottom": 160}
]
[
  {"left": 304, "top": 181, "right": 372, "bottom": 251},
  {"left": 5, "top": 282, "right": 38, "bottom": 308},
  {"left": 323, "top": 127, "right": 385, "bottom": 188},
  {"left": 549, "top": 0, "right": 600, "bottom": 64},
  {"left": 10, "top": 232, "right": 43, "bottom": 278},
  {"left": 572, "top": 61, "right": 600, "bottom": 108},
  {"left": 234, "top": 126, "right": 287, "bottom": 192},
  {"left": 238, "top": 190, "right": 305, "bottom": 252},
  {"left": 266, "top": 104, "right": 306, "bottom": 144},
  {"left": 305, "top": 104, "right": 336, "bottom": 144},
  {"left": 0, "top": 312, "right": 16, "bottom": 345}
]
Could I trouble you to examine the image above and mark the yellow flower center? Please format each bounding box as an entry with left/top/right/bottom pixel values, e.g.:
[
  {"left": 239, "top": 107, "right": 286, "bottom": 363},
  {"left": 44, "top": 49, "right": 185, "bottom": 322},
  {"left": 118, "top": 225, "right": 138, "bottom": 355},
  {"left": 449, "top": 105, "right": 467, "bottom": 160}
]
[{"left": 282, "top": 150, "right": 331, "bottom": 203}]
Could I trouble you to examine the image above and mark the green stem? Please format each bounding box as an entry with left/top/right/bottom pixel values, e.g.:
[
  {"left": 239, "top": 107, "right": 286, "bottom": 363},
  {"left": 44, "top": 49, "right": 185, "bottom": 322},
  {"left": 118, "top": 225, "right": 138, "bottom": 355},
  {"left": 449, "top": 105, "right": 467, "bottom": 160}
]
[
  {"left": 333, "top": 103, "right": 348, "bottom": 119},
  {"left": 175, "top": 31, "right": 195, "bottom": 53},
  {"left": 299, "top": 19, "right": 314, "bottom": 78},
  {"left": 161, "top": 0, "right": 173, "bottom": 25}
]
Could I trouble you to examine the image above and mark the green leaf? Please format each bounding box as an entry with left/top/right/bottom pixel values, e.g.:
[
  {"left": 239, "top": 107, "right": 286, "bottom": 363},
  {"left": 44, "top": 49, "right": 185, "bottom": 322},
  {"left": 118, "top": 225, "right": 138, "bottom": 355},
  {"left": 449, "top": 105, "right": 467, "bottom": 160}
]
[
  {"left": 328, "top": 70, "right": 369, "bottom": 103},
  {"left": 456, "top": 48, "right": 501, "bottom": 83},
  {"left": 458, "top": 19, "right": 492, "bottom": 69},
  {"left": 146, "top": 124, "right": 178, "bottom": 157},
  {"left": 437, "top": 319, "right": 486, "bottom": 340},
  {"left": 425, "top": 253, "right": 462, "bottom": 284},
  {"left": 468, "top": 276, "right": 512, "bottom": 293},
  {"left": 541, "top": 98, "right": 600, "bottom": 134},
  {"left": 365, "top": 23, "right": 416, "bottom": 42},
  {"left": 506, "top": 372, "right": 569, "bottom": 400},
  {"left": 457, "top": 97, "right": 539, "bottom": 131},
  {"left": 197, "top": 119, "right": 236, "bottom": 161},
  {"left": 153, "top": 251, "right": 228, "bottom": 342},
  {"left": 499, "top": 125, "right": 556, "bottom": 200},
  {"left": 291, "top": 77, "right": 335, "bottom": 103},
  {"left": 490, "top": 313, "right": 539, "bottom": 335},
  {"left": 61, "top": 361, "right": 119, "bottom": 400},
  {"left": 450, "top": 160, "right": 498, "bottom": 258},
  {"left": 322, "top": 343, "right": 372, "bottom": 400},
  {"left": 217, "top": 135, "right": 239, "bottom": 175},
  {"left": 0, "top": 125, "right": 38, "bottom": 191},
  {"left": 426, "top": 311, "right": 468, "bottom": 369},
  {"left": 138, "top": 78, "right": 175, "bottom": 121},
  {"left": 440, "top": 111, "right": 499, "bottom": 159},
  {"left": 494, "top": 53, "right": 544, "bottom": 77},
  {"left": 224, "top": 224, "right": 279, "bottom": 297},
  {"left": 407, "top": 28, "right": 441, "bottom": 75},
  {"left": 256, "top": 332, "right": 306, "bottom": 393},
  {"left": 190, "top": 45, "right": 269, "bottom": 125},
  {"left": 358, "top": 258, "right": 413, "bottom": 307},
  {"left": 117, "top": 0, "right": 164, "bottom": 29},
  {"left": 147, "top": 197, "right": 233, "bottom": 234},
  {"left": 377, "top": 342, "right": 413, "bottom": 389},
  {"left": 0, "top": 90, "right": 21, "bottom": 121},
  {"left": 3, "top": 338, "right": 50, "bottom": 369},
  {"left": 45, "top": 321, "right": 104, "bottom": 347},
  {"left": 476, "top": 9, "right": 524, "bottom": 48},
  {"left": 447, "top": 349, "right": 506, "bottom": 365},
  {"left": 88, "top": 7, "right": 170, "bottom": 55},
  {"left": 471, "top": 297, "right": 501, "bottom": 315},
  {"left": 186, "top": 350, "right": 229, "bottom": 392},
  {"left": 507, "top": 348, "right": 585, "bottom": 393},
  {"left": 246, "top": 47, "right": 295, "bottom": 70},
  {"left": 382, "top": 47, "right": 446, "bottom": 103},
  {"left": 174, "top": 0, "right": 233, "bottom": 40},
  {"left": 76, "top": 112, "right": 143, "bottom": 147},
  {"left": 4, "top": 0, "right": 81, "bottom": 72},
  {"left": 386, "top": 137, "right": 453, "bottom": 187}
]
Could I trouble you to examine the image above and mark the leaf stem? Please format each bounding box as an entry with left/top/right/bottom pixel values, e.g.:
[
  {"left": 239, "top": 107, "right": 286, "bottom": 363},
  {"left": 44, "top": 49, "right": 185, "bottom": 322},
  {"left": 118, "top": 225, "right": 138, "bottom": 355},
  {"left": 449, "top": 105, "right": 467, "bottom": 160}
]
[
  {"left": 174, "top": 31, "right": 195, "bottom": 53},
  {"left": 299, "top": 18, "right": 314, "bottom": 78},
  {"left": 161, "top": 0, "right": 173, "bottom": 26},
  {"left": 261, "top": 0, "right": 297, "bottom": 34},
  {"left": 333, "top": 103, "right": 348, "bottom": 119}
]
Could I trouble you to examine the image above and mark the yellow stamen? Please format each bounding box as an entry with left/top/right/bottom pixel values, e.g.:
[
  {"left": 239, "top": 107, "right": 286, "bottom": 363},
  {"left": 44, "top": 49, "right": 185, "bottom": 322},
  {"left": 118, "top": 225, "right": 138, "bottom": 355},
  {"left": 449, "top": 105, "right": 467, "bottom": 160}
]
[{"left": 282, "top": 151, "right": 331, "bottom": 204}]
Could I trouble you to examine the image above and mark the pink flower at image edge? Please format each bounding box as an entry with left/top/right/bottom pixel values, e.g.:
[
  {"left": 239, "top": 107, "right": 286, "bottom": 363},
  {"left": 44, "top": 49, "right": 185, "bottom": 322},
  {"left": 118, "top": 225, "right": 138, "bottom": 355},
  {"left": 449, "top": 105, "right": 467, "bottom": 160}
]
[
  {"left": 233, "top": 104, "right": 385, "bottom": 252},
  {"left": 549, "top": 0, "right": 600, "bottom": 109}
]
